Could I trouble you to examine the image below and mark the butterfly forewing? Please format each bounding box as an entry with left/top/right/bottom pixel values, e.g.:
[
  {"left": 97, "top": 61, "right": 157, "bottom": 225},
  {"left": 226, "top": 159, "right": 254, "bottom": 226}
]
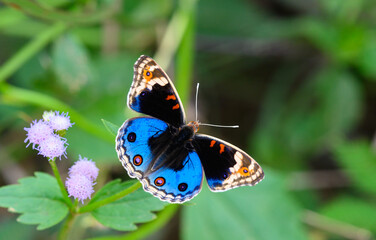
[
  {"left": 128, "top": 55, "right": 186, "bottom": 127},
  {"left": 192, "top": 134, "right": 264, "bottom": 191}
]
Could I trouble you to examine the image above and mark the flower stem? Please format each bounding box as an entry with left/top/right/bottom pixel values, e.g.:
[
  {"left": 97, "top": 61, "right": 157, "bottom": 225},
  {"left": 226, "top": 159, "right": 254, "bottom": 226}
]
[
  {"left": 72, "top": 199, "right": 79, "bottom": 211},
  {"left": 49, "top": 159, "right": 72, "bottom": 207},
  {"left": 58, "top": 212, "right": 75, "bottom": 240},
  {"left": 78, "top": 181, "right": 141, "bottom": 213}
]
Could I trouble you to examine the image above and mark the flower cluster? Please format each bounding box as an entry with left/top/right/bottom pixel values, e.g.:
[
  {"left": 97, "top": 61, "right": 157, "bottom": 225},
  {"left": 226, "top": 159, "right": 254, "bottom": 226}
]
[
  {"left": 65, "top": 155, "right": 99, "bottom": 203},
  {"left": 24, "top": 111, "right": 74, "bottom": 160}
]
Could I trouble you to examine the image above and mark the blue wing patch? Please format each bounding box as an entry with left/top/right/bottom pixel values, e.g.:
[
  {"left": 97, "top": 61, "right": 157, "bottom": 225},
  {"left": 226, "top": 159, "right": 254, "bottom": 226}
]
[
  {"left": 142, "top": 151, "right": 203, "bottom": 203},
  {"left": 116, "top": 117, "right": 168, "bottom": 178},
  {"left": 116, "top": 117, "right": 203, "bottom": 203}
]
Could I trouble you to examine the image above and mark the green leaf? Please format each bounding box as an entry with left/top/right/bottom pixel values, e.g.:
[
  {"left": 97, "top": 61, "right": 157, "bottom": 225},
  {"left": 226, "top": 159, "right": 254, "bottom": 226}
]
[
  {"left": 52, "top": 34, "right": 91, "bottom": 92},
  {"left": 297, "top": 18, "right": 366, "bottom": 63},
  {"left": 197, "top": 0, "right": 292, "bottom": 39},
  {"left": 0, "top": 172, "right": 69, "bottom": 230},
  {"left": 90, "top": 179, "right": 137, "bottom": 203},
  {"left": 67, "top": 127, "right": 115, "bottom": 163},
  {"left": 91, "top": 181, "right": 167, "bottom": 231},
  {"left": 252, "top": 68, "right": 362, "bottom": 168},
  {"left": 1, "top": 0, "right": 115, "bottom": 24},
  {"left": 319, "top": 0, "right": 364, "bottom": 23},
  {"left": 101, "top": 119, "right": 119, "bottom": 137},
  {"left": 334, "top": 140, "right": 376, "bottom": 195},
  {"left": 0, "top": 218, "right": 35, "bottom": 240},
  {"left": 0, "top": 8, "right": 25, "bottom": 28},
  {"left": 123, "top": 0, "right": 172, "bottom": 25},
  {"left": 356, "top": 32, "right": 376, "bottom": 79},
  {"left": 320, "top": 196, "right": 376, "bottom": 232},
  {"left": 182, "top": 170, "right": 308, "bottom": 240}
]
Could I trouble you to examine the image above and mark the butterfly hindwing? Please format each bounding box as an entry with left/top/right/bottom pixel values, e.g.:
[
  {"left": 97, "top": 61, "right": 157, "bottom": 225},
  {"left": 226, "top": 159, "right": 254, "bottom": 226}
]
[
  {"left": 192, "top": 134, "right": 264, "bottom": 191},
  {"left": 116, "top": 117, "right": 168, "bottom": 178},
  {"left": 116, "top": 117, "right": 203, "bottom": 203},
  {"left": 128, "top": 55, "right": 186, "bottom": 127},
  {"left": 142, "top": 151, "right": 203, "bottom": 203}
]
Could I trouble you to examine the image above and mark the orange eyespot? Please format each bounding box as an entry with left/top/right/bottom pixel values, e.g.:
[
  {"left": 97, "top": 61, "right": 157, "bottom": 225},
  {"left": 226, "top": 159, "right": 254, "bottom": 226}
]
[
  {"left": 133, "top": 155, "right": 143, "bottom": 166},
  {"left": 238, "top": 167, "right": 251, "bottom": 176},
  {"left": 210, "top": 140, "right": 216, "bottom": 147},
  {"left": 154, "top": 177, "right": 165, "bottom": 186},
  {"left": 143, "top": 70, "right": 153, "bottom": 81}
]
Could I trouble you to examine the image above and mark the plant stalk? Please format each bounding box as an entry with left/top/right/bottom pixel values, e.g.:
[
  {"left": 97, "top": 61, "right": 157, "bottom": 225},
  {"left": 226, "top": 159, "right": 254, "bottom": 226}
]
[{"left": 49, "top": 159, "right": 72, "bottom": 207}]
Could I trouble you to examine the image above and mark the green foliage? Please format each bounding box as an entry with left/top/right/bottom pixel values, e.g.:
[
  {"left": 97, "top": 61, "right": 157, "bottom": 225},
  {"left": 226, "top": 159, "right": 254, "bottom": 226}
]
[
  {"left": 90, "top": 179, "right": 136, "bottom": 204},
  {"left": 334, "top": 140, "right": 376, "bottom": 195},
  {"left": 101, "top": 119, "right": 119, "bottom": 137},
  {"left": 252, "top": 67, "right": 362, "bottom": 169},
  {"left": 319, "top": 0, "right": 365, "bottom": 23},
  {"left": 91, "top": 180, "right": 167, "bottom": 231},
  {"left": 0, "top": 172, "right": 69, "bottom": 230},
  {"left": 320, "top": 196, "right": 376, "bottom": 232},
  {"left": 0, "top": 219, "right": 35, "bottom": 240},
  {"left": 182, "top": 170, "right": 307, "bottom": 240},
  {"left": 52, "top": 34, "right": 92, "bottom": 92},
  {"left": 68, "top": 126, "right": 115, "bottom": 163}
]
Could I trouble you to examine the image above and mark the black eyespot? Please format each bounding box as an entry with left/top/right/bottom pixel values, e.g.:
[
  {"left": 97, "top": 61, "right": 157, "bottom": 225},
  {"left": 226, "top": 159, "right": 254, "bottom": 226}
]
[
  {"left": 222, "top": 172, "right": 228, "bottom": 179},
  {"left": 127, "top": 132, "right": 136, "bottom": 142},
  {"left": 146, "top": 71, "right": 151, "bottom": 76},
  {"left": 178, "top": 183, "right": 188, "bottom": 192},
  {"left": 140, "top": 91, "right": 147, "bottom": 97},
  {"left": 243, "top": 168, "right": 248, "bottom": 173}
]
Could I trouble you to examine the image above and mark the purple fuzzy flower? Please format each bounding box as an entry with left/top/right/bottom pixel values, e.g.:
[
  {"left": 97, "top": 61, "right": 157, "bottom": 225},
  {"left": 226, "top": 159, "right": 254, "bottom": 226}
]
[
  {"left": 37, "top": 134, "right": 68, "bottom": 160},
  {"left": 24, "top": 120, "right": 54, "bottom": 149},
  {"left": 49, "top": 111, "right": 74, "bottom": 131},
  {"left": 42, "top": 111, "right": 55, "bottom": 122},
  {"left": 65, "top": 174, "right": 95, "bottom": 203},
  {"left": 68, "top": 155, "right": 99, "bottom": 181}
]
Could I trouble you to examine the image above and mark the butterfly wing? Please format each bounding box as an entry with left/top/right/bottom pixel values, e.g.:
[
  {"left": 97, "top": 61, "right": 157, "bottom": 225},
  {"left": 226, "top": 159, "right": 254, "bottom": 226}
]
[
  {"left": 142, "top": 151, "right": 203, "bottom": 203},
  {"left": 116, "top": 117, "right": 203, "bottom": 203},
  {"left": 192, "top": 134, "right": 264, "bottom": 191},
  {"left": 128, "top": 55, "right": 186, "bottom": 127}
]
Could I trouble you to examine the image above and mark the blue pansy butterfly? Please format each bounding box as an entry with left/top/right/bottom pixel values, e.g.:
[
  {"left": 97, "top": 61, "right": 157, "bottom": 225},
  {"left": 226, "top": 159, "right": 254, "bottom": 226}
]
[{"left": 116, "top": 55, "right": 264, "bottom": 203}]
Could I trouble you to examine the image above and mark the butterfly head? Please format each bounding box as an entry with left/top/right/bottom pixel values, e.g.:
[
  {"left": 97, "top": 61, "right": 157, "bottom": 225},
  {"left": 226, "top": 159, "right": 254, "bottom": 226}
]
[{"left": 187, "top": 121, "right": 199, "bottom": 134}]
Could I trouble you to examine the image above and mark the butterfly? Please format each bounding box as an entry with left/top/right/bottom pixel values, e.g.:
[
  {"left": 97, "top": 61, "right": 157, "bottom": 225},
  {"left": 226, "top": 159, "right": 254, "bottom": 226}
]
[{"left": 116, "top": 55, "right": 264, "bottom": 203}]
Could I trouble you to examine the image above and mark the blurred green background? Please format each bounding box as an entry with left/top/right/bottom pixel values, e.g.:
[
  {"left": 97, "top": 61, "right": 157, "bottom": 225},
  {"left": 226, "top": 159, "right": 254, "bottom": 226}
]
[{"left": 1, "top": 0, "right": 376, "bottom": 239}]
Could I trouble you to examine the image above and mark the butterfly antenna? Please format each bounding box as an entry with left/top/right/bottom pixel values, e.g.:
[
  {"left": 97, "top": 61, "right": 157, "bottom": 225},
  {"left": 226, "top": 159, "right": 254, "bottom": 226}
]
[
  {"left": 195, "top": 83, "right": 239, "bottom": 129},
  {"left": 200, "top": 123, "right": 239, "bottom": 128},
  {"left": 195, "top": 83, "right": 199, "bottom": 122}
]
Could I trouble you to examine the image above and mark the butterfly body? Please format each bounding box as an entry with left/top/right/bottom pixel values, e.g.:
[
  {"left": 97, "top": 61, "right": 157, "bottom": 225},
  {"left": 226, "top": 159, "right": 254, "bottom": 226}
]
[{"left": 116, "top": 55, "right": 264, "bottom": 203}]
